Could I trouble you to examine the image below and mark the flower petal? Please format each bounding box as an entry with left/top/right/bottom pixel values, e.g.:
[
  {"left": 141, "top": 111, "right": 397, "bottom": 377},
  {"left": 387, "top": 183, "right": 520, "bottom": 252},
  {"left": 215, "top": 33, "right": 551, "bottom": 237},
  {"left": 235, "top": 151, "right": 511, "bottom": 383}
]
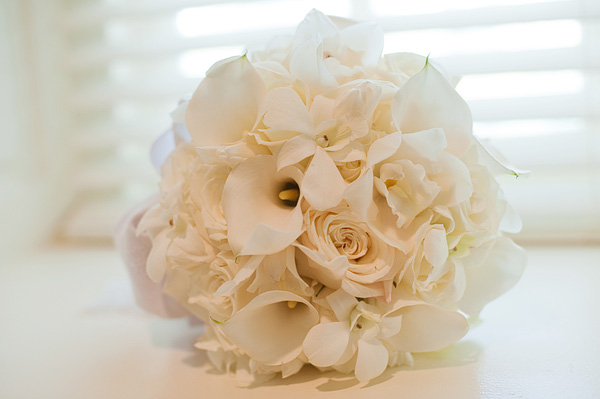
[
  {"left": 355, "top": 339, "right": 388, "bottom": 382},
  {"left": 145, "top": 230, "right": 170, "bottom": 282},
  {"left": 379, "top": 314, "right": 403, "bottom": 339},
  {"left": 220, "top": 291, "right": 319, "bottom": 366},
  {"left": 277, "top": 134, "right": 317, "bottom": 170},
  {"left": 185, "top": 55, "right": 266, "bottom": 147},
  {"left": 326, "top": 289, "right": 359, "bottom": 321},
  {"left": 214, "top": 255, "right": 264, "bottom": 297},
  {"left": 366, "top": 131, "right": 403, "bottom": 168},
  {"left": 431, "top": 153, "right": 474, "bottom": 207},
  {"left": 423, "top": 227, "right": 449, "bottom": 267},
  {"left": 386, "top": 300, "right": 469, "bottom": 353},
  {"left": 339, "top": 22, "right": 384, "bottom": 67},
  {"left": 222, "top": 155, "right": 303, "bottom": 256},
  {"left": 396, "top": 128, "right": 447, "bottom": 162},
  {"left": 500, "top": 202, "right": 523, "bottom": 234},
  {"left": 301, "top": 148, "right": 346, "bottom": 211},
  {"left": 475, "top": 137, "right": 529, "bottom": 178},
  {"left": 459, "top": 236, "right": 526, "bottom": 316},
  {"left": 150, "top": 129, "right": 176, "bottom": 172},
  {"left": 344, "top": 169, "right": 377, "bottom": 221},
  {"left": 290, "top": 34, "right": 338, "bottom": 94},
  {"left": 262, "top": 87, "right": 315, "bottom": 136},
  {"left": 292, "top": 9, "right": 339, "bottom": 49},
  {"left": 294, "top": 243, "right": 350, "bottom": 289},
  {"left": 392, "top": 62, "right": 473, "bottom": 156},
  {"left": 303, "top": 321, "right": 350, "bottom": 367}
]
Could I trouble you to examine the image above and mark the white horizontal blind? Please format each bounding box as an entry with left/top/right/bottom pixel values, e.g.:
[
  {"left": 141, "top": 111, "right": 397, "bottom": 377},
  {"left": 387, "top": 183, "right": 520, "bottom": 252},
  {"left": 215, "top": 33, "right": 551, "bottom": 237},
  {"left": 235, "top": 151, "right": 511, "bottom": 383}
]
[{"left": 59, "top": 0, "right": 600, "bottom": 244}]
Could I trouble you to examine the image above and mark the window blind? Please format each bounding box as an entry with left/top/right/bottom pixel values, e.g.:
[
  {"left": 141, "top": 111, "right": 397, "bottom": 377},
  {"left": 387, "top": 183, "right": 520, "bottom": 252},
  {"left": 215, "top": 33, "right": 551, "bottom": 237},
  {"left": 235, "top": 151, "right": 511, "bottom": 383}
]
[{"left": 58, "top": 0, "right": 600, "bottom": 244}]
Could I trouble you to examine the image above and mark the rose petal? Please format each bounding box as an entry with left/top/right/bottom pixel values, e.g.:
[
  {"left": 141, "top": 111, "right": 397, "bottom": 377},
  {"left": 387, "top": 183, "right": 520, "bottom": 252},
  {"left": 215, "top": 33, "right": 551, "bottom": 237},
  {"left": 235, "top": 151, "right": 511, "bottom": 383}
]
[{"left": 294, "top": 243, "right": 350, "bottom": 289}]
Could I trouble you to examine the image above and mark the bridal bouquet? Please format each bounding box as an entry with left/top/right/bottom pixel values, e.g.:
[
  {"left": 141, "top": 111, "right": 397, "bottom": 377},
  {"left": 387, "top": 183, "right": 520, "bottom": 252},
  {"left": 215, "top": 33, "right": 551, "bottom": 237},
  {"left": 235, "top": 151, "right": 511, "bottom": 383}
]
[{"left": 119, "top": 9, "right": 526, "bottom": 383}]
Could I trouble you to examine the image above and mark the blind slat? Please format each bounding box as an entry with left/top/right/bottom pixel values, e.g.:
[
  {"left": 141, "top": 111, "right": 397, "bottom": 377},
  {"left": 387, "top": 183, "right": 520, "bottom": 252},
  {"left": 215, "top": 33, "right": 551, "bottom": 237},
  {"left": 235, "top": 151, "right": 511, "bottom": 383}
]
[
  {"left": 440, "top": 47, "right": 599, "bottom": 75},
  {"left": 378, "top": 0, "right": 599, "bottom": 31},
  {"left": 64, "top": 0, "right": 260, "bottom": 30},
  {"left": 67, "top": 28, "right": 292, "bottom": 70},
  {"left": 470, "top": 93, "right": 593, "bottom": 121}
]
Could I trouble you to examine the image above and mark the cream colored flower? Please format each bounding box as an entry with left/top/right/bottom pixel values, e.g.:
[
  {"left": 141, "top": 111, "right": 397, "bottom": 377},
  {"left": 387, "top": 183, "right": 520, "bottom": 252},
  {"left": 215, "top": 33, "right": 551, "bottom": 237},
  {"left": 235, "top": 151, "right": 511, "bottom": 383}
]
[
  {"left": 186, "top": 55, "right": 266, "bottom": 147},
  {"left": 296, "top": 205, "right": 401, "bottom": 299},
  {"left": 303, "top": 289, "right": 468, "bottom": 382},
  {"left": 219, "top": 290, "right": 319, "bottom": 367}
]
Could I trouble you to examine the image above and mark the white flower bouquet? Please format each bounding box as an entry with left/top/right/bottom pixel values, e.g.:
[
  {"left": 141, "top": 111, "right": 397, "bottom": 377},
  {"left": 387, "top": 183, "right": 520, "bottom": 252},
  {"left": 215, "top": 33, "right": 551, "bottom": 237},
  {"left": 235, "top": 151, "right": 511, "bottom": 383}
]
[{"left": 117, "top": 10, "right": 526, "bottom": 384}]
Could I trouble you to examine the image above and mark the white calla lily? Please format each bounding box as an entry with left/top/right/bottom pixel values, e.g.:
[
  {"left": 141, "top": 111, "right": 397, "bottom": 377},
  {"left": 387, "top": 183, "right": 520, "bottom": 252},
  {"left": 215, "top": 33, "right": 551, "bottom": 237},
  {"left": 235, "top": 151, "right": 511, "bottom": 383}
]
[
  {"left": 385, "top": 300, "right": 469, "bottom": 353},
  {"left": 220, "top": 291, "right": 319, "bottom": 366},
  {"left": 222, "top": 155, "right": 304, "bottom": 256},
  {"left": 459, "top": 236, "right": 526, "bottom": 316},
  {"left": 392, "top": 61, "right": 473, "bottom": 156},
  {"left": 185, "top": 55, "right": 266, "bottom": 147},
  {"left": 475, "top": 137, "right": 529, "bottom": 178}
]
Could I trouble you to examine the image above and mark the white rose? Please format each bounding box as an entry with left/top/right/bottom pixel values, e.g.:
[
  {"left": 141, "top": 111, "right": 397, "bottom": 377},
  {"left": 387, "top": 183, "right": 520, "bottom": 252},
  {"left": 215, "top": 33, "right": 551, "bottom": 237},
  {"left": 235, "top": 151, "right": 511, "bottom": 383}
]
[
  {"left": 188, "top": 163, "right": 229, "bottom": 247},
  {"left": 399, "top": 216, "right": 466, "bottom": 307},
  {"left": 296, "top": 205, "right": 401, "bottom": 299},
  {"left": 187, "top": 251, "right": 238, "bottom": 321}
]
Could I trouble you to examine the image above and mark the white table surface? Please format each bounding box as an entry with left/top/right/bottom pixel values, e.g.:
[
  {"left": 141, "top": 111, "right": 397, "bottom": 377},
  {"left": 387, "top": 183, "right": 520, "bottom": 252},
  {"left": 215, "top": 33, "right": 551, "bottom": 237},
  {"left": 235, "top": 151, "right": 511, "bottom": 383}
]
[{"left": 1, "top": 246, "right": 599, "bottom": 399}]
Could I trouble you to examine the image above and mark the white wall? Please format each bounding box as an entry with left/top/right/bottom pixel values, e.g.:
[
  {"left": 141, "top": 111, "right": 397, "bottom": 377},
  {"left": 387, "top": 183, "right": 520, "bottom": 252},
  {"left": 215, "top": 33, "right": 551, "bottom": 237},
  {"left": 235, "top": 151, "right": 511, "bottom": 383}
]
[{"left": 0, "top": 0, "right": 72, "bottom": 258}]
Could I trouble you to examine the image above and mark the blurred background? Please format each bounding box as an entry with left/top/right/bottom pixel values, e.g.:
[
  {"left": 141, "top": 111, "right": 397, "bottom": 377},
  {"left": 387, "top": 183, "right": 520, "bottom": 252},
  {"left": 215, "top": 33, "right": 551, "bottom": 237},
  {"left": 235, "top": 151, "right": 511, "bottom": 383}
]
[{"left": 1, "top": 0, "right": 599, "bottom": 259}]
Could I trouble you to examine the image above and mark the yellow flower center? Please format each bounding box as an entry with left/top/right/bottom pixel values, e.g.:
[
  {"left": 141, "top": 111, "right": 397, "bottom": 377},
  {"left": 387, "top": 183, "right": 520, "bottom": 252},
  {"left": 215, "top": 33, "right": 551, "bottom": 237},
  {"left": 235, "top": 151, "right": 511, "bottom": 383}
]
[{"left": 278, "top": 181, "right": 300, "bottom": 207}]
